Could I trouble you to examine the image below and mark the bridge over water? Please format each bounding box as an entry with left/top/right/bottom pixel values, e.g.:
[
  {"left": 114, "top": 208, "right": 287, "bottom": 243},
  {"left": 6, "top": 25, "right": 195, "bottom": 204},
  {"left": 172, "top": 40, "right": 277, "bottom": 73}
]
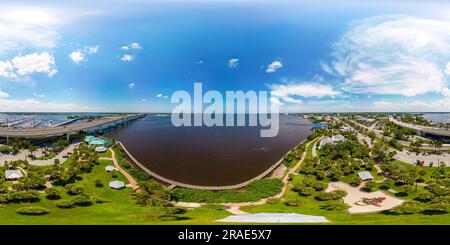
[
  {"left": 0, "top": 114, "right": 145, "bottom": 142},
  {"left": 389, "top": 116, "right": 450, "bottom": 137}
]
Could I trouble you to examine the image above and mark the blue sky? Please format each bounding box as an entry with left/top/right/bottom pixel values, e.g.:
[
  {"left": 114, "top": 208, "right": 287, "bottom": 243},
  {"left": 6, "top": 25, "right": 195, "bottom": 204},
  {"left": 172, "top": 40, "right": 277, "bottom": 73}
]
[{"left": 2, "top": 0, "right": 450, "bottom": 112}]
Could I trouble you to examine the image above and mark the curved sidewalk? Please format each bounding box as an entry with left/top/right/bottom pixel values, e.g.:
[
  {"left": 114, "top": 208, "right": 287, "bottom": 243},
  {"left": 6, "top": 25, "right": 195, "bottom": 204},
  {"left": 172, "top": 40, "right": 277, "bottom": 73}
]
[{"left": 100, "top": 148, "right": 140, "bottom": 192}]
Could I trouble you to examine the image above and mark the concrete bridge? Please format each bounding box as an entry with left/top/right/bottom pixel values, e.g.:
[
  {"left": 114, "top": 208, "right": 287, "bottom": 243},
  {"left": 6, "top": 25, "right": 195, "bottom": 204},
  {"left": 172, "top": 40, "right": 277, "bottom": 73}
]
[
  {"left": 0, "top": 114, "right": 145, "bottom": 142},
  {"left": 389, "top": 116, "right": 450, "bottom": 137}
]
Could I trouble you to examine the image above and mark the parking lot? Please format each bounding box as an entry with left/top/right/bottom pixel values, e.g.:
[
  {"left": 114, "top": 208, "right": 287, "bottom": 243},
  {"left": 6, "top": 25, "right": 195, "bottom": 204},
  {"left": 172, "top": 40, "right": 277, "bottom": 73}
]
[{"left": 395, "top": 150, "right": 450, "bottom": 167}]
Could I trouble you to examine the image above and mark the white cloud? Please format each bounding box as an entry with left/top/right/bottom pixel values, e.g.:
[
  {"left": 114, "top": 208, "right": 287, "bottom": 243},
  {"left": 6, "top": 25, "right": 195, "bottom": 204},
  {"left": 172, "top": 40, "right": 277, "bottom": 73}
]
[
  {"left": 0, "top": 52, "right": 57, "bottom": 78},
  {"left": 130, "top": 42, "right": 142, "bottom": 49},
  {"left": 0, "top": 61, "right": 15, "bottom": 78},
  {"left": 0, "top": 98, "right": 95, "bottom": 112},
  {"left": 128, "top": 82, "right": 135, "bottom": 89},
  {"left": 141, "top": 98, "right": 147, "bottom": 102},
  {"left": 69, "top": 51, "right": 85, "bottom": 64},
  {"left": 265, "top": 60, "right": 282, "bottom": 73},
  {"left": 120, "top": 42, "right": 142, "bottom": 50},
  {"left": 87, "top": 45, "right": 99, "bottom": 54},
  {"left": 156, "top": 93, "right": 168, "bottom": 99},
  {"left": 33, "top": 92, "right": 45, "bottom": 98},
  {"left": 120, "top": 54, "right": 134, "bottom": 62},
  {"left": 269, "top": 82, "right": 340, "bottom": 104},
  {"left": 69, "top": 45, "right": 100, "bottom": 64},
  {"left": 326, "top": 15, "right": 450, "bottom": 97},
  {"left": 0, "top": 89, "right": 9, "bottom": 98},
  {"left": 0, "top": 17, "right": 58, "bottom": 55},
  {"left": 320, "top": 61, "right": 332, "bottom": 74},
  {"left": 12, "top": 52, "right": 57, "bottom": 76},
  {"left": 228, "top": 58, "right": 239, "bottom": 68}
]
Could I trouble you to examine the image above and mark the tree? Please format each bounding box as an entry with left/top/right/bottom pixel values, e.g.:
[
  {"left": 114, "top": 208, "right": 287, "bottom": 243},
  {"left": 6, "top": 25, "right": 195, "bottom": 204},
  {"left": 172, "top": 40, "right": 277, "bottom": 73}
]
[
  {"left": 94, "top": 179, "right": 103, "bottom": 188},
  {"left": 28, "top": 145, "right": 37, "bottom": 157},
  {"left": 362, "top": 180, "right": 377, "bottom": 192},
  {"left": 431, "top": 140, "right": 443, "bottom": 170},
  {"left": 66, "top": 185, "right": 84, "bottom": 195},
  {"left": 45, "top": 188, "right": 61, "bottom": 200}
]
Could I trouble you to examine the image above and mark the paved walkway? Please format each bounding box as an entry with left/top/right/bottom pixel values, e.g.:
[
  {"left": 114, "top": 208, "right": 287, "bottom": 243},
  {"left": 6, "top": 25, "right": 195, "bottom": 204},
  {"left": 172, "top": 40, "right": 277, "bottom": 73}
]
[
  {"left": 218, "top": 213, "right": 329, "bottom": 223},
  {"left": 100, "top": 148, "right": 140, "bottom": 192},
  {"left": 311, "top": 138, "right": 320, "bottom": 158}
]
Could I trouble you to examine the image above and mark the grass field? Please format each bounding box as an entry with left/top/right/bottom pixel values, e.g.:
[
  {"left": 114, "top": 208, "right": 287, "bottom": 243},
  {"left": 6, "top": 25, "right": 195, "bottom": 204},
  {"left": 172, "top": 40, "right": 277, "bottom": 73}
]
[
  {"left": 1, "top": 138, "right": 450, "bottom": 224},
  {"left": 0, "top": 159, "right": 229, "bottom": 224}
]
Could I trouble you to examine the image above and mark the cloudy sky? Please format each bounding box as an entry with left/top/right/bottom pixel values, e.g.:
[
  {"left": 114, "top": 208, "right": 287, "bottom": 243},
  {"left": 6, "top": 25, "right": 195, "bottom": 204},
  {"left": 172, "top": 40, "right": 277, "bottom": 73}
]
[{"left": 2, "top": 0, "right": 450, "bottom": 112}]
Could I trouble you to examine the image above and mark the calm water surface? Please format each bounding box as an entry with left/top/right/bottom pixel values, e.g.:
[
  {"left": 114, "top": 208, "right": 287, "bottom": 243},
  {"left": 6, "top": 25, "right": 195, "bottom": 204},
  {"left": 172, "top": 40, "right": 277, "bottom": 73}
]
[
  {"left": 105, "top": 114, "right": 312, "bottom": 186},
  {"left": 423, "top": 113, "right": 450, "bottom": 123}
]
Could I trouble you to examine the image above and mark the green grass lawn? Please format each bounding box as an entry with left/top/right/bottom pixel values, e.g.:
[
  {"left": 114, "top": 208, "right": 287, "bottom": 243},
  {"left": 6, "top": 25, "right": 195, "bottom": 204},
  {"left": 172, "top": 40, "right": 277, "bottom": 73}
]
[
  {"left": 98, "top": 150, "right": 112, "bottom": 158},
  {"left": 0, "top": 159, "right": 230, "bottom": 224}
]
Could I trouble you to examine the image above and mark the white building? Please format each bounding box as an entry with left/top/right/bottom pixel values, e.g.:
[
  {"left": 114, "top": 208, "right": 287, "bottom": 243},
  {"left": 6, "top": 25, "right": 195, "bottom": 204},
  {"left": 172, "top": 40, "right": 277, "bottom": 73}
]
[
  {"left": 105, "top": 165, "right": 117, "bottom": 172},
  {"left": 319, "top": 137, "right": 333, "bottom": 149},
  {"left": 332, "top": 134, "right": 345, "bottom": 142},
  {"left": 358, "top": 171, "right": 374, "bottom": 181},
  {"left": 340, "top": 126, "right": 351, "bottom": 132},
  {"left": 5, "top": 170, "right": 23, "bottom": 180},
  {"left": 95, "top": 146, "right": 107, "bottom": 153},
  {"left": 109, "top": 180, "right": 125, "bottom": 190},
  {"left": 319, "top": 134, "right": 346, "bottom": 149}
]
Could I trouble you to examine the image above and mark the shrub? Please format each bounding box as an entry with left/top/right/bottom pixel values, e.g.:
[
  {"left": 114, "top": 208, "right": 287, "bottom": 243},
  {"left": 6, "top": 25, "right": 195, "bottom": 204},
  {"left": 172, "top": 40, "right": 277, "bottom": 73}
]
[
  {"left": 299, "top": 165, "right": 315, "bottom": 175},
  {"left": 315, "top": 192, "right": 334, "bottom": 201},
  {"left": 0, "top": 195, "right": 7, "bottom": 204},
  {"left": 349, "top": 177, "right": 361, "bottom": 187},
  {"left": 55, "top": 199, "right": 75, "bottom": 209},
  {"left": 66, "top": 185, "right": 84, "bottom": 195},
  {"left": 379, "top": 179, "right": 395, "bottom": 190},
  {"left": 72, "top": 195, "right": 92, "bottom": 206},
  {"left": 320, "top": 201, "right": 350, "bottom": 211},
  {"left": 16, "top": 206, "right": 50, "bottom": 215},
  {"left": 389, "top": 201, "right": 423, "bottom": 214},
  {"left": 297, "top": 186, "right": 315, "bottom": 196},
  {"left": 361, "top": 180, "right": 377, "bottom": 192},
  {"left": 94, "top": 179, "right": 103, "bottom": 188},
  {"left": 415, "top": 191, "right": 435, "bottom": 202},
  {"left": 314, "top": 171, "right": 326, "bottom": 180},
  {"left": 396, "top": 185, "right": 414, "bottom": 197},
  {"left": 91, "top": 196, "right": 109, "bottom": 204},
  {"left": 422, "top": 202, "right": 450, "bottom": 215},
  {"left": 313, "top": 181, "right": 328, "bottom": 191},
  {"left": 284, "top": 199, "right": 304, "bottom": 207},
  {"left": 45, "top": 188, "right": 61, "bottom": 200},
  {"left": 266, "top": 198, "right": 280, "bottom": 204},
  {"left": 330, "top": 190, "right": 348, "bottom": 199}
]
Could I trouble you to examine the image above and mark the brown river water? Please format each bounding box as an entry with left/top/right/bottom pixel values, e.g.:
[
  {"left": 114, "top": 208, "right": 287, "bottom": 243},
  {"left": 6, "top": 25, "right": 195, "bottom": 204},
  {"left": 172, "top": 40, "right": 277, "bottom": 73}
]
[{"left": 104, "top": 114, "right": 312, "bottom": 186}]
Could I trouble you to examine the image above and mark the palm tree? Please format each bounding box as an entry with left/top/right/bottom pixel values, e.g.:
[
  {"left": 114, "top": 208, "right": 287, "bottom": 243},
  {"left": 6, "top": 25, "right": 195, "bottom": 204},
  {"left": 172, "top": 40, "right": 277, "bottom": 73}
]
[
  {"left": 431, "top": 140, "right": 443, "bottom": 170},
  {"left": 28, "top": 145, "right": 37, "bottom": 157}
]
